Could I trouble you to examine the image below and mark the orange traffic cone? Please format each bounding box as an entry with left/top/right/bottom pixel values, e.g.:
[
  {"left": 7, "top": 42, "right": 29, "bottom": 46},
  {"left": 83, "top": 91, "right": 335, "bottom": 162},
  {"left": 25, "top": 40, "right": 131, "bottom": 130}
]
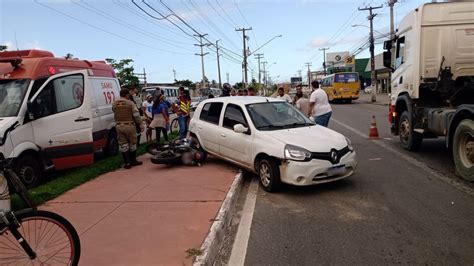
[{"left": 368, "top": 115, "right": 380, "bottom": 139}]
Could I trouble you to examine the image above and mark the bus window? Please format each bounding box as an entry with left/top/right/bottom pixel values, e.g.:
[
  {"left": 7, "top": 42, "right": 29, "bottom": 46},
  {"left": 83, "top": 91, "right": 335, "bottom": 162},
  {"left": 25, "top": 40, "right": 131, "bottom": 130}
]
[{"left": 335, "top": 73, "right": 358, "bottom": 83}]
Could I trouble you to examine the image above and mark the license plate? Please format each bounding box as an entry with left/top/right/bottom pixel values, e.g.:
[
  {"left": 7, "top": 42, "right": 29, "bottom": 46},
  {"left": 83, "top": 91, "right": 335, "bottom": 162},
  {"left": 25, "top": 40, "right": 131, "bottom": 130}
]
[{"left": 327, "top": 165, "right": 346, "bottom": 176}]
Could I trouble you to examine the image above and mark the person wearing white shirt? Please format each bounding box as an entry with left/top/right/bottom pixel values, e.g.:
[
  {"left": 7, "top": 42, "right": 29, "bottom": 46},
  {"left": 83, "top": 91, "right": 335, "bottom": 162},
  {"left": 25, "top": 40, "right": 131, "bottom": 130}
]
[
  {"left": 276, "top": 87, "right": 292, "bottom": 103},
  {"left": 309, "top": 80, "right": 332, "bottom": 127}
]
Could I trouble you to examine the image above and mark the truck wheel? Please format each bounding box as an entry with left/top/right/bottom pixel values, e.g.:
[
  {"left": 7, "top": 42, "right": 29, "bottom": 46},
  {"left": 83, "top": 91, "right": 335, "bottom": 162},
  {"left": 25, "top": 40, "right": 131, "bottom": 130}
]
[
  {"left": 453, "top": 119, "right": 474, "bottom": 181},
  {"left": 258, "top": 158, "right": 281, "bottom": 192},
  {"left": 399, "top": 111, "right": 422, "bottom": 151},
  {"left": 15, "top": 155, "right": 41, "bottom": 188},
  {"left": 104, "top": 130, "right": 119, "bottom": 156}
]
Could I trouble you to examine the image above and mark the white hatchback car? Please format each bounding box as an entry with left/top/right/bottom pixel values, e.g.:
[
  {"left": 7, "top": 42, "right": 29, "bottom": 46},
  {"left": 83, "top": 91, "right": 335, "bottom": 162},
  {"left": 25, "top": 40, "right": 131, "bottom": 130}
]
[{"left": 189, "top": 96, "right": 357, "bottom": 192}]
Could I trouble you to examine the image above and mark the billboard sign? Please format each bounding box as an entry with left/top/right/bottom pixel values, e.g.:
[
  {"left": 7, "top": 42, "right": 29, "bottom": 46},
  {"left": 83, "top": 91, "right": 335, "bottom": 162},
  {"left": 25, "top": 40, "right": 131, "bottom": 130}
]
[{"left": 326, "top": 51, "right": 350, "bottom": 63}]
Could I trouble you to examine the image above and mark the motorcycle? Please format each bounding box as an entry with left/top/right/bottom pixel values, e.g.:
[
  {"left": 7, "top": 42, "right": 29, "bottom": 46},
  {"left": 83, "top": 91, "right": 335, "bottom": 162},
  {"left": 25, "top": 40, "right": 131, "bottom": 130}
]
[{"left": 146, "top": 138, "right": 206, "bottom": 166}]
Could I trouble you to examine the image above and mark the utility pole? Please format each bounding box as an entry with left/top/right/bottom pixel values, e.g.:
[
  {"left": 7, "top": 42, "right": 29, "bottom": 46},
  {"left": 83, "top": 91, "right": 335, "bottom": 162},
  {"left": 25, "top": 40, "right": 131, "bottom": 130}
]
[
  {"left": 236, "top": 27, "right": 252, "bottom": 85},
  {"left": 305, "top": 62, "right": 312, "bottom": 87},
  {"left": 194, "top": 33, "right": 210, "bottom": 92},
  {"left": 297, "top": 70, "right": 302, "bottom": 79},
  {"left": 262, "top": 61, "right": 268, "bottom": 95},
  {"left": 359, "top": 4, "right": 383, "bottom": 102},
  {"left": 216, "top": 40, "right": 222, "bottom": 89},
  {"left": 254, "top": 53, "right": 264, "bottom": 85},
  {"left": 319, "top": 47, "right": 329, "bottom": 75},
  {"left": 226, "top": 72, "right": 230, "bottom": 84},
  {"left": 143, "top": 68, "right": 147, "bottom": 88},
  {"left": 173, "top": 69, "right": 176, "bottom": 81}
]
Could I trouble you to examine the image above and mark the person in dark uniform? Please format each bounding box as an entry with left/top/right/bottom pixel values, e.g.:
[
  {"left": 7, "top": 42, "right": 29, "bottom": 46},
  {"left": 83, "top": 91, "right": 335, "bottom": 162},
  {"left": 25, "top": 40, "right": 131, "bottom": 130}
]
[{"left": 112, "top": 88, "right": 144, "bottom": 169}]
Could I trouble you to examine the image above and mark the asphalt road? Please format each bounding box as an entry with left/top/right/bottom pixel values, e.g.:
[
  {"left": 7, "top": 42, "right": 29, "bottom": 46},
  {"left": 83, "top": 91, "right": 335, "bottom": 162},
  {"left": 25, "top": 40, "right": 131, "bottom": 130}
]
[{"left": 230, "top": 98, "right": 474, "bottom": 265}]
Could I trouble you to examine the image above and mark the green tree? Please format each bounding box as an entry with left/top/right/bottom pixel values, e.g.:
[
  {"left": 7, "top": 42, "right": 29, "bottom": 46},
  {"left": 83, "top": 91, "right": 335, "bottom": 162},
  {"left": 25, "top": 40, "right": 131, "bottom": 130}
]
[
  {"left": 105, "top": 58, "right": 139, "bottom": 88},
  {"left": 174, "top": 79, "right": 196, "bottom": 90}
]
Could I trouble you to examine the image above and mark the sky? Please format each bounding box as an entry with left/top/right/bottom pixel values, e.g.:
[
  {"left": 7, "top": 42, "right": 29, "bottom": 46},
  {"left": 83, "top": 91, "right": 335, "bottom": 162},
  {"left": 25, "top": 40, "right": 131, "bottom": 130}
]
[{"left": 1, "top": 0, "right": 427, "bottom": 84}]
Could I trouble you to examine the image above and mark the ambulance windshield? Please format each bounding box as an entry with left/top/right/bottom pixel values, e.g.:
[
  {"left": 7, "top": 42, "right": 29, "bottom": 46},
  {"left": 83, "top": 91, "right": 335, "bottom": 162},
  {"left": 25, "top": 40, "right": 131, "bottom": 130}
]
[{"left": 0, "top": 79, "right": 30, "bottom": 117}]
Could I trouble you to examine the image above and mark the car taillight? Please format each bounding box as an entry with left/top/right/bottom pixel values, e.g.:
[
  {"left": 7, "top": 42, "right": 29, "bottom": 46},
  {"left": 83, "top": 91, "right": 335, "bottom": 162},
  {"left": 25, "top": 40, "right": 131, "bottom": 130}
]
[{"left": 389, "top": 104, "right": 396, "bottom": 123}]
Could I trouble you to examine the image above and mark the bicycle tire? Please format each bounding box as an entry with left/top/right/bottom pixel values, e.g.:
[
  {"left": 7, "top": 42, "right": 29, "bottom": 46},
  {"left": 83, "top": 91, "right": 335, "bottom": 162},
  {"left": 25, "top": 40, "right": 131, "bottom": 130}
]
[
  {"left": 170, "top": 118, "right": 179, "bottom": 134},
  {"left": 0, "top": 210, "right": 81, "bottom": 265},
  {"left": 5, "top": 169, "right": 36, "bottom": 210}
]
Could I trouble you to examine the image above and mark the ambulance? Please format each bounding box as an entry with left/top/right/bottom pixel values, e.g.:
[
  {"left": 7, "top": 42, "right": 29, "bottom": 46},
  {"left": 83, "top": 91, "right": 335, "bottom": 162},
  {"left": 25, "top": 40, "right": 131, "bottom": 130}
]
[{"left": 0, "top": 50, "right": 121, "bottom": 187}]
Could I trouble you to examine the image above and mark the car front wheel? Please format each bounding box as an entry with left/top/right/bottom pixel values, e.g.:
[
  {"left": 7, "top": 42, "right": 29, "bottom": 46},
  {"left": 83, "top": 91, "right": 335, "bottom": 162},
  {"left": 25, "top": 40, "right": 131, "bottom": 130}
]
[{"left": 258, "top": 158, "right": 281, "bottom": 192}]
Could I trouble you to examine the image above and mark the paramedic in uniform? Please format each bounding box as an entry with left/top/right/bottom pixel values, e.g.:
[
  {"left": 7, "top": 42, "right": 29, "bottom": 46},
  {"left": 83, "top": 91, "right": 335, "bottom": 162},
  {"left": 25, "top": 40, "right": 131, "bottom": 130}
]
[{"left": 112, "top": 88, "right": 144, "bottom": 169}]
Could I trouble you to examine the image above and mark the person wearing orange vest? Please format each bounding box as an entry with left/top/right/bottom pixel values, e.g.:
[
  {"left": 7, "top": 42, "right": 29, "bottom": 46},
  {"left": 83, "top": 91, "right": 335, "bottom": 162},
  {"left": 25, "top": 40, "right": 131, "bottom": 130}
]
[{"left": 175, "top": 87, "right": 191, "bottom": 139}]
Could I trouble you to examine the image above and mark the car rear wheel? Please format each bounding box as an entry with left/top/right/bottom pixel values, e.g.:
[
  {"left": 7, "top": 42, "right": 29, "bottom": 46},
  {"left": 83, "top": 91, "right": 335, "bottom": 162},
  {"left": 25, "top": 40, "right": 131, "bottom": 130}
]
[{"left": 258, "top": 158, "right": 281, "bottom": 192}]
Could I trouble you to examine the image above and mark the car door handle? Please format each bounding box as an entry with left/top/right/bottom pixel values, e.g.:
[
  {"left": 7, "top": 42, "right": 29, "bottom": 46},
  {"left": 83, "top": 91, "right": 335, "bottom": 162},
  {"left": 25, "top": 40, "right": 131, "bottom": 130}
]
[
  {"left": 220, "top": 133, "right": 226, "bottom": 138},
  {"left": 75, "top": 117, "right": 90, "bottom": 122}
]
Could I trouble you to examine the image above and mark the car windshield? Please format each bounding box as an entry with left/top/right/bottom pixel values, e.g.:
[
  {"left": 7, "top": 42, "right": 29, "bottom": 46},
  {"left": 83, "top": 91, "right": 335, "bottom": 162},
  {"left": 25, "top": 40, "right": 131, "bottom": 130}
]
[
  {"left": 335, "top": 73, "right": 358, "bottom": 83},
  {"left": 246, "top": 101, "right": 314, "bottom": 131},
  {"left": 0, "top": 79, "right": 30, "bottom": 117}
]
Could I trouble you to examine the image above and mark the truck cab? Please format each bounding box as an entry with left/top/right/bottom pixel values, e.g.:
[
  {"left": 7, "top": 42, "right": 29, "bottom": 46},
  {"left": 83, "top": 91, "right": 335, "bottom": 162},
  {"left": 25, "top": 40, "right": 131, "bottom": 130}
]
[{"left": 383, "top": 2, "right": 474, "bottom": 180}]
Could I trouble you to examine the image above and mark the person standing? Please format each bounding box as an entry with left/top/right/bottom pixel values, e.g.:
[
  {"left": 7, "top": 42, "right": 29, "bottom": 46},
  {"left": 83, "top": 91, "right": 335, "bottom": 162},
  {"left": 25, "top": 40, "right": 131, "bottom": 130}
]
[
  {"left": 294, "top": 85, "right": 309, "bottom": 115},
  {"left": 142, "top": 94, "right": 154, "bottom": 142},
  {"left": 248, "top": 87, "right": 256, "bottom": 96},
  {"left": 221, "top": 83, "right": 231, "bottom": 97},
  {"left": 175, "top": 87, "right": 191, "bottom": 139},
  {"left": 309, "top": 80, "right": 332, "bottom": 127},
  {"left": 128, "top": 86, "right": 143, "bottom": 146},
  {"left": 150, "top": 94, "right": 169, "bottom": 143},
  {"left": 112, "top": 88, "right": 144, "bottom": 169},
  {"left": 276, "top": 87, "right": 292, "bottom": 103}
]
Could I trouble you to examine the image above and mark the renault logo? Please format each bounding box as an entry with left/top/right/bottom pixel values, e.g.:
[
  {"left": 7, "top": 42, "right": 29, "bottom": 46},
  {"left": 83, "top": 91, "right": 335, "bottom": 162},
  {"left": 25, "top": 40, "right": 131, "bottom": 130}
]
[{"left": 330, "top": 150, "right": 338, "bottom": 164}]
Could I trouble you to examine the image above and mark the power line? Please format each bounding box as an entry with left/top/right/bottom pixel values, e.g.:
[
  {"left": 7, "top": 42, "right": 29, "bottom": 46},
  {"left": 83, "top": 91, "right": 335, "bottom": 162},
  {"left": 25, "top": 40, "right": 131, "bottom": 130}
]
[
  {"left": 74, "top": 0, "right": 194, "bottom": 51},
  {"left": 34, "top": 0, "right": 190, "bottom": 55},
  {"left": 233, "top": 0, "right": 259, "bottom": 48},
  {"left": 113, "top": 0, "right": 194, "bottom": 43},
  {"left": 207, "top": 0, "right": 242, "bottom": 41},
  {"left": 185, "top": 0, "right": 240, "bottom": 51}
]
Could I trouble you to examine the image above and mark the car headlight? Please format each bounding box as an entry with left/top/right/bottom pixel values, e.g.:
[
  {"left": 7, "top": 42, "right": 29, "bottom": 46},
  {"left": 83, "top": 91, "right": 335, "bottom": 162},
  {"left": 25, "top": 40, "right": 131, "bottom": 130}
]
[
  {"left": 284, "top": 144, "right": 312, "bottom": 161},
  {"left": 345, "top": 137, "right": 354, "bottom": 151}
]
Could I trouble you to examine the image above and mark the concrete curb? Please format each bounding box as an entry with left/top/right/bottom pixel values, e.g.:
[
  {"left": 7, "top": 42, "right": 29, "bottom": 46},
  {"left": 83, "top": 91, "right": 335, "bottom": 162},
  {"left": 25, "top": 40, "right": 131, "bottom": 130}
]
[{"left": 193, "top": 172, "right": 244, "bottom": 266}]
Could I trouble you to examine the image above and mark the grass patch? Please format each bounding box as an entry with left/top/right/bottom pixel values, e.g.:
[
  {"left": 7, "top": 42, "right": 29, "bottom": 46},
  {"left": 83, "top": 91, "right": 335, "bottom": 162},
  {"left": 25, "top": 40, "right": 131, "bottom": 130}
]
[
  {"left": 185, "top": 248, "right": 203, "bottom": 259},
  {"left": 11, "top": 133, "right": 178, "bottom": 210}
]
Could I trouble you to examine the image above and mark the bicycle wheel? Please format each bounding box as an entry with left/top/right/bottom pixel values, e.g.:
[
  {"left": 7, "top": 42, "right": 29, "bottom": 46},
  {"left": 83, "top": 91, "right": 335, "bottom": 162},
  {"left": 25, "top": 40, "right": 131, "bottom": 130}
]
[
  {"left": 5, "top": 169, "right": 36, "bottom": 210},
  {"left": 0, "top": 210, "right": 81, "bottom": 265},
  {"left": 170, "top": 118, "right": 179, "bottom": 134}
]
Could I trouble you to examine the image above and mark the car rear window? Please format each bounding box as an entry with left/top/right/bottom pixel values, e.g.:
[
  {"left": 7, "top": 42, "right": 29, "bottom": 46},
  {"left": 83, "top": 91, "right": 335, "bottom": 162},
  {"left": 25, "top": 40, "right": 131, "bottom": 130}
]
[{"left": 200, "top": 102, "right": 223, "bottom": 125}]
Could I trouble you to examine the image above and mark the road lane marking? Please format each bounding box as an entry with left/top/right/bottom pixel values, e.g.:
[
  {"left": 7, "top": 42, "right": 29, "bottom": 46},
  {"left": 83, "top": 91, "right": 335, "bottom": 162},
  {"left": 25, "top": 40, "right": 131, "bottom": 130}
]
[
  {"left": 228, "top": 178, "right": 259, "bottom": 265},
  {"left": 332, "top": 118, "right": 474, "bottom": 196}
]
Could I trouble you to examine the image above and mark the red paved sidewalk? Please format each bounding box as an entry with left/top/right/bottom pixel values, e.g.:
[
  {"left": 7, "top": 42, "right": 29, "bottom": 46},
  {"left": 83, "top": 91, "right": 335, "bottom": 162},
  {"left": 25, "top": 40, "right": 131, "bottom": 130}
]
[{"left": 41, "top": 154, "right": 236, "bottom": 265}]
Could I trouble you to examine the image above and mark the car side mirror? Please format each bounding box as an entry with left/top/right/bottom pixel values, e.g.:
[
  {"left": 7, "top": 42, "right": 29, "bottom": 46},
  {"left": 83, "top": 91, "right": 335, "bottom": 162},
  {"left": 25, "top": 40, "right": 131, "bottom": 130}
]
[{"left": 233, "top": 124, "right": 249, "bottom": 134}]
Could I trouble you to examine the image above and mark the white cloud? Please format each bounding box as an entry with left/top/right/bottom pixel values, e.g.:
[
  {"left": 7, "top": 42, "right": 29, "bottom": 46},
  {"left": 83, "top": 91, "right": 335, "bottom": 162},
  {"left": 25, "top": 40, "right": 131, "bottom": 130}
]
[
  {"left": 2, "top": 40, "right": 42, "bottom": 50},
  {"left": 307, "top": 37, "right": 331, "bottom": 49}
]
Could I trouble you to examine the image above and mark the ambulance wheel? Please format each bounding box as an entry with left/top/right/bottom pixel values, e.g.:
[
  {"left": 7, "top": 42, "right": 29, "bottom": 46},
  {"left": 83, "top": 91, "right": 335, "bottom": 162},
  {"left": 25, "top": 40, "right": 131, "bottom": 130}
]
[
  {"left": 104, "top": 130, "right": 119, "bottom": 156},
  {"left": 15, "top": 155, "right": 41, "bottom": 188}
]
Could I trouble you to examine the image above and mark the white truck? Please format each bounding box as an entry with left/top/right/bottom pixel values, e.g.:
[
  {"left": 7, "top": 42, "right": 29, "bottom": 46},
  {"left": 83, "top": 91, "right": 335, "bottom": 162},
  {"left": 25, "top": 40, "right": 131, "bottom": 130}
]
[
  {"left": 0, "top": 50, "right": 121, "bottom": 187},
  {"left": 383, "top": 1, "right": 473, "bottom": 181}
]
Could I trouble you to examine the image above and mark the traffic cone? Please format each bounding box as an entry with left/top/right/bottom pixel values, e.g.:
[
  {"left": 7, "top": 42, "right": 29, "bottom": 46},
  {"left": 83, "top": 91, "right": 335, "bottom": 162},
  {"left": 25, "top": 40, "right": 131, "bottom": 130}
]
[{"left": 368, "top": 115, "right": 380, "bottom": 139}]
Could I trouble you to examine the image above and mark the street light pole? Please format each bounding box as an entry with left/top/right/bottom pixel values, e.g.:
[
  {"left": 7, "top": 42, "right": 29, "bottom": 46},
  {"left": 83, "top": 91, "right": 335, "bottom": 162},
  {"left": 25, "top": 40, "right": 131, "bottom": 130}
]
[
  {"left": 359, "top": 5, "right": 383, "bottom": 102},
  {"left": 254, "top": 53, "right": 264, "bottom": 85}
]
